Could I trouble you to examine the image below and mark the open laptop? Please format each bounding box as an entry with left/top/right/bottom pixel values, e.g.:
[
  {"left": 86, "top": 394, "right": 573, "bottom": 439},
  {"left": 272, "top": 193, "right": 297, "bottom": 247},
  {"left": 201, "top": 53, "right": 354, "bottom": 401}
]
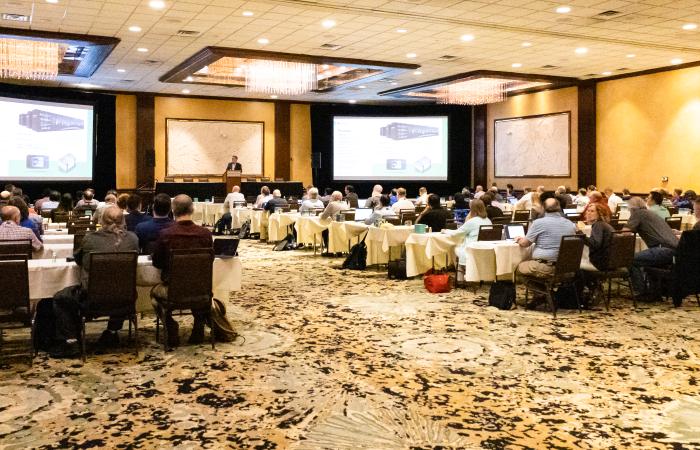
[
  {"left": 563, "top": 208, "right": 578, "bottom": 215},
  {"left": 213, "top": 237, "right": 240, "bottom": 258},
  {"left": 353, "top": 208, "right": 373, "bottom": 222},
  {"left": 505, "top": 223, "right": 526, "bottom": 240}
]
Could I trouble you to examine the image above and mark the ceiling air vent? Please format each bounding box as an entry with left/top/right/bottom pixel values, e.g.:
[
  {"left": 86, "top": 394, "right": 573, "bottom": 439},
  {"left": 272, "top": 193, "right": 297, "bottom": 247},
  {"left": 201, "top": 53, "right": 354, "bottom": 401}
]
[
  {"left": 176, "top": 29, "right": 201, "bottom": 37},
  {"left": 593, "top": 10, "right": 623, "bottom": 20},
  {"left": 2, "top": 13, "right": 29, "bottom": 22},
  {"left": 436, "top": 55, "right": 459, "bottom": 61},
  {"left": 320, "top": 43, "right": 342, "bottom": 50},
  {"left": 616, "top": 67, "right": 629, "bottom": 71},
  {"left": 540, "top": 65, "right": 560, "bottom": 70},
  {"left": 144, "top": 60, "right": 162, "bottom": 65}
]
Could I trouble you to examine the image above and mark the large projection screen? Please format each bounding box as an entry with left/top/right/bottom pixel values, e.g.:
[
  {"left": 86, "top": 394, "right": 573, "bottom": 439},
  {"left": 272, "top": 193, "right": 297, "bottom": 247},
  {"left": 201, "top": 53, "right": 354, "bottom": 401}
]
[
  {"left": 494, "top": 112, "right": 570, "bottom": 177},
  {"left": 166, "top": 119, "right": 264, "bottom": 177},
  {"left": 0, "top": 96, "right": 94, "bottom": 181},
  {"left": 333, "top": 116, "right": 449, "bottom": 181}
]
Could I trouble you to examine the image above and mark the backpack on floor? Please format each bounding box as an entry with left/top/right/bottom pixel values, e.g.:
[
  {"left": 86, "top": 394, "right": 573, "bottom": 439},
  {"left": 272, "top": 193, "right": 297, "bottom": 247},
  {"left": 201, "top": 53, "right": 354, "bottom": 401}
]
[
  {"left": 209, "top": 298, "right": 237, "bottom": 342},
  {"left": 342, "top": 234, "right": 368, "bottom": 270},
  {"left": 488, "top": 281, "right": 515, "bottom": 310},
  {"left": 33, "top": 298, "right": 57, "bottom": 351},
  {"left": 239, "top": 221, "right": 251, "bottom": 239},
  {"left": 273, "top": 234, "right": 296, "bottom": 251},
  {"left": 388, "top": 259, "right": 407, "bottom": 279}
]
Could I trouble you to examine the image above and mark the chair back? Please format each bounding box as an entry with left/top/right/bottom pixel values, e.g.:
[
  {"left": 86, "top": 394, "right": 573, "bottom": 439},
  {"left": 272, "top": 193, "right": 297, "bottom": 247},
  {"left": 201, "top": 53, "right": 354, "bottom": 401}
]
[
  {"left": 40, "top": 210, "right": 52, "bottom": 219},
  {"left": 197, "top": 178, "right": 209, "bottom": 183},
  {"left": 477, "top": 224, "right": 503, "bottom": 241},
  {"left": 566, "top": 213, "right": 581, "bottom": 222},
  {"left": 665, "top": 216, "right": 682, "bottom": 231},
  {"left": 384, "top": 216, "right": 401, "bottom": 226},
  {"left": 85, "top": 251, "right": 138, "bottom": 317},
  {"left": 0, "top": 240, "right": 32, "bottom": 259},
  {"left": 606, "top": 232, "right": 637, "bottom": 271},
  {"left": 166, "top": 248, "right": 214, "bottom": 307},
  {"left": 612, "top": 219, "right": 627, "bottom": 231},
  {"left": 444, "top": 221, "right": 459, "bottom": 230},
  {"left": 183, "top": 178, "right": 194, "bottom": 182},
  {"left": 313, "top": 208, "right": 325, "bottom": 216},
  {"left": 399, "top": 210, "right": 417, "bottom": 224},
  {"left": 342, "top": 210, "right": 355, "bottom": 221},
  {"left": 513, "top": 210, "right": 530, "bottom": 221},
  {"left": 415, "top": 205, "right": 426, "bottom": 214},
  {"left": 164, "top": 177, "right": 175, "bottom": 182},
  {"left": 68, "top": 222, "right": 97, "bottom": 234},
  {"left": 53, "top": 212, "right": 70, "bottom": 224},
  {"left": 73, "top": 230, "right": 91, "bottom": 253},
  {"left": 667, "top": 206, "right": 679, "bottom": 216},
  {"left": 553, "top": 235, "right": 584, "bottom": 279},
  {"left": 491, "top": 216, "right": 511, "bottom": 225},
  {"left": 213, "top": 196, "right": 226, "bottom": 203},
  {"left": 0, "top": 256, "right": 29, "bottom": 311}
]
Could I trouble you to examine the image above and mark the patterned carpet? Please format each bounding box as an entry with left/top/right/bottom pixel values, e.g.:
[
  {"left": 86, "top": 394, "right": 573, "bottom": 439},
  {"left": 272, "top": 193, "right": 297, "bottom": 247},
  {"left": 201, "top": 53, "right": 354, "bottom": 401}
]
[{"left": 1, "top": 240, "right": 699, "bottom": 449}]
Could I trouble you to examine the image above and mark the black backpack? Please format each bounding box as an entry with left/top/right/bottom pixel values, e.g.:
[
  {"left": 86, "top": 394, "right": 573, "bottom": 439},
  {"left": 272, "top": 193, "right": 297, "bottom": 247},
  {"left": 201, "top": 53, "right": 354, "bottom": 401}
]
[
  {"left": 342, "top": 234, "right": 368, "bottom": 270},
  {"left": 488, "top": 281, "right": 515, "bottom": 310},
  {"left": 273, "top": 234, "right": 296, "bottom": 251},
  {"left": 388, "top": 259, "right": 407, "bottom": 279},
  {"left": 239, "top": 221, "right": 250, "bottom": 239}
]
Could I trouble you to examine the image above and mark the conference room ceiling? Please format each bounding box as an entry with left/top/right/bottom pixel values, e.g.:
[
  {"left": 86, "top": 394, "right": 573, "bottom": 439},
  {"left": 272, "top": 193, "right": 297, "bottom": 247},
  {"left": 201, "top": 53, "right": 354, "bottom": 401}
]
[{"left": 2, "top": 0, "right": 700, "bottom": 103}]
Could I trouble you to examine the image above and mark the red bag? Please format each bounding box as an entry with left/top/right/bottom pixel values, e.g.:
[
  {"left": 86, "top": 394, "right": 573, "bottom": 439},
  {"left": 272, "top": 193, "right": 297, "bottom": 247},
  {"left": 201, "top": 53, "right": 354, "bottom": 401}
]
[{"left": 423, "top": 269, "right": 452, "bottom": 293}]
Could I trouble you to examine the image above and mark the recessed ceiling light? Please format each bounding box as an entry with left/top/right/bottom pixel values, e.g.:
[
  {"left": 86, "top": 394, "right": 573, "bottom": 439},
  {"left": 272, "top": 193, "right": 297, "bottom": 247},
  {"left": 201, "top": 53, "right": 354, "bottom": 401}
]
[
  {"left": 522, "top": 42, "right": 532, "bottom": 47},
  {"left": 682, "top": 23, "right": 697, "bottom": 30},
  {"left": 556, "top": 6, "right": 571, "bottom": 13},
  {"left": 511, "top": 63, "right": 522, "bottom": 68},
  {"left": 406, "top": 53, "right": 417, "bottom": 58},
  {"left": 257, "top": 38, "right": 269, "bottom": 45},
  {"left": 137, "top": 47, "right": 148, "bottom": 53},
  {"left": 358, "top": 85, "right": 367, "bottom": 89},
  {"left": 671, "top": 58, "right": 683, "bottom": 65},
  {"left": 46, "top": 0, "right": 59, "bottom": 3},
  {"left": 626, "top": 53, "right": 636, "bottom": 58},
  {"left": 242, "top": 11, "right": 254, "bottom": 17},
  {"left": 75, "top": 83, "right": 99, "bottom": 89},
  {"left": 321, "top": 64, "right": 329, "bottom": 70},
  {"left": 601, "top": 71, "right": 612, "bottom": 76},
  {"left": 575, "top": 47, "right": 588, "bottom": 54},
  {"left": 396, "top": 28, "right": 408, "bottom": 33},
  {"left": 183, "top": 76, "right": 193, "bottom": 82},
  {"left": 413, "top": 70, "right": 422, "bottom": 75},
  {"left": 128, "top": 25, "right": 142, "bottom": 32},
  {"left": 117, "top": 68, "right": 126, "bottom": 73},
  {"left": 348, "top": 100, "right": 356, "bottom": 104},
  {"left": 270, "top": 95, "right": 278, "bottom": 99},
  {"left": 181, "top": 89, "right": 190, "bottom": 94},
  {"left": 322, "top": 19, "right": 336, "bottom": 28},
  {"left": 391, "top": 82, "right": 398, "bottom": 85},
  {"left": 148, "top": 0, "right": 166, "bottom": 10},
  {"left": 460, "top": 34, "right": 475, "bottom": 42}
]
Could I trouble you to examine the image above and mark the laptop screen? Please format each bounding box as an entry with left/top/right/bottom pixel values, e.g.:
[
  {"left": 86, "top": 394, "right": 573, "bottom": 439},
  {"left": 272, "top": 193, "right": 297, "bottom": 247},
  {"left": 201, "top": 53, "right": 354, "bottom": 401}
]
[
  {"left": 505, "top": 224, "right": 526, "bottom": 240},
  {"left": 563, "top": 208, "right": 578, "bottom": 215},
  {"left": 354, "top": 208, "right": 372, "bottom": 221}
]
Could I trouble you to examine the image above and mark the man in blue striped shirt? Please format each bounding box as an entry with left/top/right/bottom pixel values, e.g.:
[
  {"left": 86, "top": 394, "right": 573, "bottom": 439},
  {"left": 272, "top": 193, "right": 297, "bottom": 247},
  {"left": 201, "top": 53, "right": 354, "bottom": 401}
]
[{"left": 515, "top": 198, "right": 577, "bottom": 277}]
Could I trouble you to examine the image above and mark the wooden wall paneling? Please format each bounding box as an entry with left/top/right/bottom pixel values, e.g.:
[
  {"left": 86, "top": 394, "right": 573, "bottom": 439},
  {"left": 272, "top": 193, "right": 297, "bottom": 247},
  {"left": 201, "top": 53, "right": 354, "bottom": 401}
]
[
  {"left": 472, "top": 104, "right": 487, "bottom": 188},
  {"left": 577, "top": 83, "right": 596, "bottom": 188},
  {"left": 275, "top": 102, "right": 291, "bottom": 181},
  {"left": 136, "top": 94, "right": 155, "bottom": 187}
]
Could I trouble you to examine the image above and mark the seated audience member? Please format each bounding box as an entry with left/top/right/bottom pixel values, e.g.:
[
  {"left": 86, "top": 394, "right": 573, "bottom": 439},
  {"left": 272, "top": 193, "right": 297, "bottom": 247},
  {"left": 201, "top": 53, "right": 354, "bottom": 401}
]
[
  {"left": 656, "top": 188, "right": 673, "bottom": 208},
  {"left": 125, "top": 194, "right": 151, "bottom": 231},
  {"left": 0, "top": 191, "right": 10, "bottom": 207},
  {"left": 388, "top": 188, "right": 398, "bottom": 205},
  {"left": 254, "top": 186, "right": 272, "bottom": 208},
  {"left": 116, "top": 193, "right": 129, "bottom": 212},
  {"left": 391, "top": 187, "right": 415, "bottom": 214},
  {"left": 300, "top": 187, "right": 324, "bottom": 212},
  {"left": 515, "top": 198, "right": 576, "bottom": 278},
  {"left": 52, "top": 193, "right": 74, "bottom": 219},
  {"left": 75, "top": 189, "right": 98, "bottom": 208},
  {"left": 481, "top": 192, "right": 504, "bottom": 220},
  {"left": 621, "top": 188, "right": 632, "bottom": 201},
  {"left": 678, "top": 190, "right": 696, "bottom": 211},
  {"left": 646, "top": 190, "right": 670, "bottom": 219},
  {"left": 320, "top": 187, "right": 333, "bottom": 205},
  {"left": 625, "top": 196, "right": 678, "bottom": 299},
  {"left": 515, "top": 188, "right": 535, "bottom": 210},
  {"left": 8, "top": 197, "right": 41, "bottom": 240},
  {"left": 135, "top": 193, "right": 174, "bottom": 253},
  {"left": 320, "top": 191, "right": 350, "bottom": 252},
  {"left": 94, "top": 194, "right": 117, "bottom": 224},
  {"left": 489, "top": 186, "right": 504, "bottom": 203},
  {"left": 452, "top": 192, "right": 469, "bottom": 209},
  {"left": 97, "top": 190, "right": 118, "bottom": 209},
  {"left": 605, "top": 188, "right": 623, "bottom": 213},
  {"left": 0, "top": 206, "right": 43, "bottom": 252},
  {"left": 505, "top": 183, "right": 515, "bottom": 199},
  {"left": 51, "top": 206, "right": 139, "bottom": 357},
  {"left": 671, "top": 188, "right": 683, "bottom": 206},
  {"left": 264, "top": 189, "right": 289, "bottom": 212},
  {"left": 582, "top": 191, "right": 612, "bottom": 218},
  {"left": 364, "top": 184, "right": 384, "bottom": 209},
  {"left": 473, "top": 185, "right": 485, "bottom": 199},
  {"left": 555, "top": 186, "right": 573, "bottom": 209},
  {"left": 415, "top": 187, "right": 429, "bottom": 205},
  {"left": 225, "top": 185, "right": 246, "bottom": 211},
  {"left": 580, "top": 202, "right": 614, "bottom": 271},
  {"left": 364, "top": 195, "right": 395, "bottom": 225},
  {"left": 34, "top": 189, "right": 52, "bottom": 213},
  {"left": 462, "top": 187, "right": 472, "bottom": 198},
  {"left": 455, "top": 199, "right": 491, "bottom": 264},
  {"left": 573, "top": 188, "right": 589, "bottom": 210},
  {"left": 344, "top": 185, "right": 359, "bottom": 208},
  {"left": 416, "top": 194, "right": 453, "bottom": 231},
  {"left": 694, "top": 197, "right": 700, "bottom": 230},
  {"left": 301, "top": 184, "right": 314, "bottom": 200},
  {"left": 540, "top": 191, "right": 567, "bottom": 215},
  {"left": 151, "top": 195, "right": 213, "bottom": 346},
  {"left": 41, "top": 191, "right": 61, "bottom": 211}
]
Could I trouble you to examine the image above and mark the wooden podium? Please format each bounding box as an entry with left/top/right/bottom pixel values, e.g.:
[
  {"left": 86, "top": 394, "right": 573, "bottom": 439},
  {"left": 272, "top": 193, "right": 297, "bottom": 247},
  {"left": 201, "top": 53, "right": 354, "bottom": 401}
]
[{"left": 224, "top": 170, "right": 242, "bottom": 194}]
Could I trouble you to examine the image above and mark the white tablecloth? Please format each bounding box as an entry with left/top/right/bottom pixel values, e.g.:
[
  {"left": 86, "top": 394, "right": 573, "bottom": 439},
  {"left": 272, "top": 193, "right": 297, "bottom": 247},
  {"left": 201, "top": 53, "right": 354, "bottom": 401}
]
[
  {"left": 44, "top": 229, "right": 69, "bottom": 236},
  {"left": 46, "top": 222, "right": 67, "bottom": 230},
  {"left": 294, "top": 216, "right": 330, "bottom": 246},
  {"left": 327, "top": 221, "right": 369, "bottom": 253},
  {"left": 366, "top": 225, "right": 414, "bottom": 265},
  {"left": 27, "top": 255, "right": 242, "bottom": 312},
  {"left": 231, "top": 208, "right": 251, "bottom": 229},
  {"left": 405, "top": 232, "right": 462, "bottom": 277},
  {"left": 250, "top": 209, "right": 265, "bottom": 234},
  {"left": 460, "top": 241, "right": 532, "bottom": 282},
  {"left": 268, "top": 212, "right": 299, "bottom": 242},
  {"left": 42, "top": 234, "right": 74, "bottom": 245},
  {"left": 36, "top": 243, "right": 74, "bottom": 260},
  {"left": 193, "top": 202, "right": 225, "bottom": 225}
]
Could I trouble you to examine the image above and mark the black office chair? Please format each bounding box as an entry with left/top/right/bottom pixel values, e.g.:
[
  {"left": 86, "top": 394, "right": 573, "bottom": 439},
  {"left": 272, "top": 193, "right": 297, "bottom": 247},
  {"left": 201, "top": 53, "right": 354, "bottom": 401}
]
[
  {"left": 0, "top": 240, "right": 32, "bottom": 259},
  {"left": 477, "top": 224, "right": 503, "bottom": 241},
  {"left": 513, "top": 210, "right": 530, "bottom": 221},
  {"left": 582, "top": 232, "right": 637, "bottom": 310}
]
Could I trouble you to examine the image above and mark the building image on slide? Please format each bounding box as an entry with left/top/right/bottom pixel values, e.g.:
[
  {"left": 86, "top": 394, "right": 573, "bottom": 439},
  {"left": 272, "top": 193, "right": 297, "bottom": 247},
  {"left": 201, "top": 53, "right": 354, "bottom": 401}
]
[
  {"left": 379, "top": 122, "right": 439, "bottom": 140},
  {"left": 19, "top": 109, "right": 85, "bottom": 132}
]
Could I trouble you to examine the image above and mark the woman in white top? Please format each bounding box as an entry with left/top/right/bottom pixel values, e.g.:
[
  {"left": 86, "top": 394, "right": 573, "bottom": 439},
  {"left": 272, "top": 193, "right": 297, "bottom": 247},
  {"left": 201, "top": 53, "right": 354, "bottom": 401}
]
[
  {"left": 454, "top": 199, "right": 492, "bottom": 264},
  {"left": 299, "top": 187, "right": 325, "bottom": 212}
]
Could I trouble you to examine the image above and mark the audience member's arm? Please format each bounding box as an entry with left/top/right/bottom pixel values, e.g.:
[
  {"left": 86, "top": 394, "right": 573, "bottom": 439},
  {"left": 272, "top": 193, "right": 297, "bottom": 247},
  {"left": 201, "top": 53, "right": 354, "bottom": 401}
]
[
  {"left": 319, "top": 204, "right": 334, "bottom": 221},
  {"left": 29, "top": 230, "right": 43, "bottom": 251}
]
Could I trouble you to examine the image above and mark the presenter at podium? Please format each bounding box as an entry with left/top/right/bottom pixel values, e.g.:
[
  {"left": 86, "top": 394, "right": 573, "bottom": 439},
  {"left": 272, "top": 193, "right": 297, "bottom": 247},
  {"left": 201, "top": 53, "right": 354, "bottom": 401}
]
[{"left": 226, "top": 155, "right": 242, "bottom": 172}]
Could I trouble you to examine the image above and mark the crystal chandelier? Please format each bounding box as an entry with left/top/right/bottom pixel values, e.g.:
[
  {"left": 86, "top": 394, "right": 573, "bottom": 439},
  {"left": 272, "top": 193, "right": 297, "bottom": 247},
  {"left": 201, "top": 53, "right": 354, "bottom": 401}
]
[
  {"left": 245, "top": 60, "right": 318, "bottom": 95},
  {"left": 435, "top": 78, "right": 508, "bottom": 105},
  {"left": 0, "top": 38, "right": 62, "bottom": 80}
]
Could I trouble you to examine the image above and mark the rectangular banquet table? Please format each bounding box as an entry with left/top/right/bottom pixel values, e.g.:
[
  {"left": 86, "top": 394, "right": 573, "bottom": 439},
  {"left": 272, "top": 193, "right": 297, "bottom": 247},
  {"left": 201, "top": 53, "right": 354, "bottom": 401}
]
[
  {"left": 268, "top": 212, "right": 299, "bottom": 242},
  {"left": 404, "top": 232, "right": 463, "bottom": 277},
  {"left": 294, "top": 215, "right": 330, "bottom": 247},
  {"left": 365, "top": 225, "right": 414, "bottom": 265},
  {"left": 42, "top": 234, "right": 75, "bottom": 245},
  {"left": 327, "top": 221, "right": 369, "bottom": 254}
]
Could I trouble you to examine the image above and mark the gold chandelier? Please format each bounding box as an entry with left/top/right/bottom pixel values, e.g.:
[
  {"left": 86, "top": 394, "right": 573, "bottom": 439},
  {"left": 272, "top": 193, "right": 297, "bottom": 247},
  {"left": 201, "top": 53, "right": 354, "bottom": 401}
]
[
  {"left": 0, "top": 38, "right": 62, "bottom": 80},
  {"left": 435, "top": 78, "right": 508, "bottom": 105},
  {"left": 245, "top": 60, "right": 318, "bottom": 95}
]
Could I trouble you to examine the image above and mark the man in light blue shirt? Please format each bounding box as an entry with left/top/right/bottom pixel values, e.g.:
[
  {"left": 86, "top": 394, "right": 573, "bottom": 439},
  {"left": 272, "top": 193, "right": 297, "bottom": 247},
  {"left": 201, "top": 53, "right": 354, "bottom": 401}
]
[
  {"left": 515, "top": 198, "right": 577, "bottom": 277},
  {"left": 647, "top": 191, "right": 670, "bottom": 219}
]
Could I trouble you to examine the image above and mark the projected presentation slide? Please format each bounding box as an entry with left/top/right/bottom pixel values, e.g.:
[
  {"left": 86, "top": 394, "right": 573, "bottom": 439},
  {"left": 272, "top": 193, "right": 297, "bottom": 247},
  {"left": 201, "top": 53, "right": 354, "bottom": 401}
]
[
  {"left": 333, "top": 116, "right": 449, "bottom": 181},
  {"left": 0, "top": 96, "right": 94, "bottom": 181}
]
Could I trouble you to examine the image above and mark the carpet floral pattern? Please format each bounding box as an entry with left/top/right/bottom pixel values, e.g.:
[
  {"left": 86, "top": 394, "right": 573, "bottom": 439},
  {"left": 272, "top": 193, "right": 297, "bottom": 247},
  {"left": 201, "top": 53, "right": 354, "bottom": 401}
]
[{"left": 1, "top": 240, "right": 699, "bottom": 449}]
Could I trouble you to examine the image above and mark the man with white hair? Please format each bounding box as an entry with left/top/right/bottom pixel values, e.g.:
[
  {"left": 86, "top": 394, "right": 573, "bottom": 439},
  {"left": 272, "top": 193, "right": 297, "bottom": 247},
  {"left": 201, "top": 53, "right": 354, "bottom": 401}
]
[
  {"left": 473, "top": 185, "right": 485, "bottom": 199},
  {"left": 300, "top": 187, "right": 324, "bottom": 212},
  {"left": 225, "top": 185, "right": 246, "bottom": 211},
  {"left": 0, "top": 205, "right": 43, "bottom": 252},
  {"left": 364, "top": 184, "right": 383, "bottom": 209},
  {"left": 264, "top": 189, "right": 288, "bottom": 212},
  {"left": 320, "top": 191, "right": 349, "bottom": 221},
  {"left": 94, "top": 193, "right": 117, "bottom": 224}
]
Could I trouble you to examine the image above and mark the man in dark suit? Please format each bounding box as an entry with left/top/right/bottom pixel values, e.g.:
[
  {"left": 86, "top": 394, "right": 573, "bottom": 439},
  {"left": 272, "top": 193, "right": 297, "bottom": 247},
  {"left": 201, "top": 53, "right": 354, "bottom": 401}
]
[{"left": 226, "top": 155, "right": 243, "bottom": 172}]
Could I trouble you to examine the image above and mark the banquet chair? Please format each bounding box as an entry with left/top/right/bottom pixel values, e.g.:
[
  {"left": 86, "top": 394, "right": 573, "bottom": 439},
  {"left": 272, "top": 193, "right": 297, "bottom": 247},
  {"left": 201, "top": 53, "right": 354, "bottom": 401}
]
[
  {"left": 164, "top": 177, "right": 175, "bottom": 182},
  {"left": 665, "top": 216, "right": 682, "bottom": 231},
  {"left": 415, "top": 205, "right": 426, "bottom": 214},
  {"left": 40, "top": 210, "right": 52, "bottom": 219},
  {"left": 399, "top": 210, "right": 417, "bottom": 224},
  {"left": 513, "top": 210, "right": 530, "bottom": 221},
  {"left": 198, "top": 178, "right": 209, "bottom": 183},
  {"left": 73, "top": 230, "right": 92, "bottom": 254},
  {"left": 611, "top": 219, "right": 628, "bottom": 231},
  {"left": 384, "top": 216, "right": 402, "bottom": 226},
  {"left": 183, "top": 178, "right": 194, "bottom": 182},
  {"left": 444, "top": 221, "right": 459, "bottom": 230},
  {"left": 342, "top": 210, "right": 355, "bottom": 221},
  {"left": 53, "top": 212, "right": 70, "bottom": 224},
  {"left": 582, "top": 232, "right": 637, "bottom": 310},
  {"left": 566, "top": 213, "right": 581, "bottom": 222},
  {"left": 667, "top": 206, "right": 679, "bottom": 216},
  {"left": 260, "top": 177, "right": 271, "bottom": 182},
  {"left": 477, "top": 224, "right": 503, "bottom": 241},
  {"left": 213, "top": 196, "right": 226, "bottom": 203},
  {"left": 80, "top": 251, "right": 139, "bottom": 361},
  {"left": 153, "top": 248, "right": 215, "bottom": 351},
  {"left": 68, "top": 222, "right": 97, "bottom": 235},
  {"left": 0, "top": 240, "right": 32, "bottom": 259},
  {"left": 491, "top": 216, "right": 511, "bottom": 225},
  {"left": 0, "top": 255, "right": 33, "bottom": 362},
  {"left": 645, "top": 230, "right": 700, "bottom": 307},
  {"left": 520, "top": 235, "right": 585, "bottom": 318}
]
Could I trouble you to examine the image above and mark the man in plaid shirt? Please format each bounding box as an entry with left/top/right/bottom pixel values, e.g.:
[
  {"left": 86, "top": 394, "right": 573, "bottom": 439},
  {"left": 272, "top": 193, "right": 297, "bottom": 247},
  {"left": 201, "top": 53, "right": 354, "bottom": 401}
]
[{"left": 0, "top": 206, "right": 43, "bottom": 252}]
